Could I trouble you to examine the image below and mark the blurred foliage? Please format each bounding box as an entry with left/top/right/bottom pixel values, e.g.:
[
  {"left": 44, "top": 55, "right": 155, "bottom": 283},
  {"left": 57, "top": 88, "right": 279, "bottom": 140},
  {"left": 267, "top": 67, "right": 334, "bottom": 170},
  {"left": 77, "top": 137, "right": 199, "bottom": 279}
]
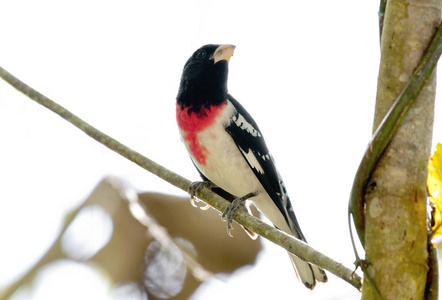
[
  {"left": 1, "top": 177, "right": 261, "bottom": 300},
  {"left": 428, "top": 143, "right": 442, "bottom": 242},
  {"left": 426, "top": 144, "right": 442, "bottom": 299}
]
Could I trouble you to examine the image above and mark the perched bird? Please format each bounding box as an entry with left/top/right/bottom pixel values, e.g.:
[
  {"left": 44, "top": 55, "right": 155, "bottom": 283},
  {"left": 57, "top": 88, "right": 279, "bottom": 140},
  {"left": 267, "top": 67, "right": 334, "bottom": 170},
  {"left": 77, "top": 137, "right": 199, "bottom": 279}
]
[{"left": 176, "top": 44, "right": 327, "bottom": 289}]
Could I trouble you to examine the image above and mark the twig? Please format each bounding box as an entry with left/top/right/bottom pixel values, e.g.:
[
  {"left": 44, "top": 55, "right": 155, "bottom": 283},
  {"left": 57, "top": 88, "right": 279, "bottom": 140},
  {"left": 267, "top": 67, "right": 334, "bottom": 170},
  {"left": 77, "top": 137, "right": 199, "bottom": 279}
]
[{"left": 0, "top": 66, "right": 362, "bottom": 290}]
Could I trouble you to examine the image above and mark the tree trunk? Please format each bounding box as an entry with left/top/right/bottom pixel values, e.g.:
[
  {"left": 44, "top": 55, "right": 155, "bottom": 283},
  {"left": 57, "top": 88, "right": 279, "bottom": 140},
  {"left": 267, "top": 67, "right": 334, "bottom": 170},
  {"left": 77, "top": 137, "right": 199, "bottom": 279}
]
[{"left": 362, "top": 1, "right": 440, "bottom": 299}]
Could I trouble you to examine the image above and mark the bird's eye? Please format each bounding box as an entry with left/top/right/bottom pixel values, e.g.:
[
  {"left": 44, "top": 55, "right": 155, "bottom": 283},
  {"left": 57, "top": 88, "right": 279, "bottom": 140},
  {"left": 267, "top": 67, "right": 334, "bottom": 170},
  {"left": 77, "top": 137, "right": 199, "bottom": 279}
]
[{"left": 195, "top": 50, "right": 207, "bottom": 59}]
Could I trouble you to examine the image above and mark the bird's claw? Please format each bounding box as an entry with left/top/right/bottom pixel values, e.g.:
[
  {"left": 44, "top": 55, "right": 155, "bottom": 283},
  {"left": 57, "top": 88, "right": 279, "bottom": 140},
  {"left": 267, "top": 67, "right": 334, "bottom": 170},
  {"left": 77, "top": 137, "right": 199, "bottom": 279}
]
[
  {"left": 221, "top": 192, "right": 256, "bottom": 237},
  {"left": 222, "top": 198, "right": 244, "bottom": 237},
  {"left": 188, "top": 181, "right": 214, "bottom": 210}
]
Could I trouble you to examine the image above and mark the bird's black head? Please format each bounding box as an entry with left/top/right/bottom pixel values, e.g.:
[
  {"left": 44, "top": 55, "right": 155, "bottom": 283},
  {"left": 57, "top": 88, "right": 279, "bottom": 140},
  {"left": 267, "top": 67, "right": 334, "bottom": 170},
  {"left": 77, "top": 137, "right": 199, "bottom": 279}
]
[{"left": 177, "top": 44, "right": 235, "bottom": 109}]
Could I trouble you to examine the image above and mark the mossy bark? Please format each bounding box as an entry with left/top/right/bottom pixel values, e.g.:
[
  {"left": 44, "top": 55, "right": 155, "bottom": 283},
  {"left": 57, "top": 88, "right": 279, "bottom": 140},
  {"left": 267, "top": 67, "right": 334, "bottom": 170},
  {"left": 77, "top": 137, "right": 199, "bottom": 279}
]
[{"left": 362, "top": 0, "right": 440, "bottom": 299}]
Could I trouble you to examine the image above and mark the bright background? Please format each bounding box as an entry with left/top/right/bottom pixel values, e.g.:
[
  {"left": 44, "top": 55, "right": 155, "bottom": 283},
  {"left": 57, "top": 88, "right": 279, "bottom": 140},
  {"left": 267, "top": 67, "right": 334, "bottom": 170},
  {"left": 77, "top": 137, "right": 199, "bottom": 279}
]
[{"left": 0, "top": 1, "right": 440, "bottom": 299}]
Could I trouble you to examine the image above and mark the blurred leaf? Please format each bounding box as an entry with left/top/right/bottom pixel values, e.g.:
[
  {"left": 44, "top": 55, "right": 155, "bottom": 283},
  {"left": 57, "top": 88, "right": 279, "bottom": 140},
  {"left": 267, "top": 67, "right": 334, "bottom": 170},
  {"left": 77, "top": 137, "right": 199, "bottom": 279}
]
[
  {"left": 138, "top": 192, "right": 261, "bottom": 273},
  {"left": 136, "top": 190, "right": 262, "bottom": 299},
  {"left": 428, "top": 143, "right": 442, "bottom": 242},
  {"left": 2, "top": 177, "right": 261, "bottom": 300}
]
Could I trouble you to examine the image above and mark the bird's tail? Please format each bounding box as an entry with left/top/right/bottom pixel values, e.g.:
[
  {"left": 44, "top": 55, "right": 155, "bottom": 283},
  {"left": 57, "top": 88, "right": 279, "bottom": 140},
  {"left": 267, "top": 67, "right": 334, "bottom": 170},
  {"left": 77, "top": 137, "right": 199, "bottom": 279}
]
[
  {"left": 289, "top": 252, "right": 327, "bottom": 289},
  {"left": 284, "top": 203, "right": 327, "bottom": 289}
]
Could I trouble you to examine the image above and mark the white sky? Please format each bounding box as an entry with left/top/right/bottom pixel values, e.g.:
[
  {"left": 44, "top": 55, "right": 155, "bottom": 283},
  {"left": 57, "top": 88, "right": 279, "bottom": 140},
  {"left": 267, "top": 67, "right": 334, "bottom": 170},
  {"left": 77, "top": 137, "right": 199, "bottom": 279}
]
[{"left": 0, "top": 1, "right": 440, "bottom": 299}]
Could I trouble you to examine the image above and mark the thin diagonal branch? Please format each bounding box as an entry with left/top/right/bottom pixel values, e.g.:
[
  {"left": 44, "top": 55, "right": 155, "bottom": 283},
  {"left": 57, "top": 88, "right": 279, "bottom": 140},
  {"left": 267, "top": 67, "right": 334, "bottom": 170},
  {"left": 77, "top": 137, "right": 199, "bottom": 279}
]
[{"left": 0, "top": 66, "right": 362, "bottom": 290}]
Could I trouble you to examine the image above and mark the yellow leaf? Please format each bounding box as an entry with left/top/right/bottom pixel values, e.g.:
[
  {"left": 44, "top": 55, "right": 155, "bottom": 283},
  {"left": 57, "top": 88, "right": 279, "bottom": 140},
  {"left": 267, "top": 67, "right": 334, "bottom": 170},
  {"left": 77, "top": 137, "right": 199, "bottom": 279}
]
[{"left": 428, "top": 143, "right": 442, "bottom": 242}]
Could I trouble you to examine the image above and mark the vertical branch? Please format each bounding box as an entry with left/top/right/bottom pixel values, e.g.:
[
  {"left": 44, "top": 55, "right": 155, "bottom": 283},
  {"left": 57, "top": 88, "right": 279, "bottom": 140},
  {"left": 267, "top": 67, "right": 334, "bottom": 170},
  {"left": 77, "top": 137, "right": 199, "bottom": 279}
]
[
  {"left": 349, "top": 18, "right": 442, "bottom": 249},
  {"left": 362, "top": 1, "right": 441, "bottom": 299}
]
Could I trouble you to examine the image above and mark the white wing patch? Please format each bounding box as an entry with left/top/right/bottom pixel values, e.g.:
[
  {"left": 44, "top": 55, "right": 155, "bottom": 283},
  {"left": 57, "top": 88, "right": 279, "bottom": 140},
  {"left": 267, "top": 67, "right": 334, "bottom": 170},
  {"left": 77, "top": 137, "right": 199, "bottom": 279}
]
[
  {"left": 240, "top": 147, "right": 265, "bottom": 175},
  {"left": 232, "top": 114, "right": 262, "bottom": 137},
  {"left": 260, "top": 153, "right": 270, "bottom": 161}
]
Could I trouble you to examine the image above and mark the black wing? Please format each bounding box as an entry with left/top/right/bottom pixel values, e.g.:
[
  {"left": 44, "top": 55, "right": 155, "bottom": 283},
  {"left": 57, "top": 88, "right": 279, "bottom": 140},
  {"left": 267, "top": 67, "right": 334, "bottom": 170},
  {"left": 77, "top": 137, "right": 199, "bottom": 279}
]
[{"left": 225, "top": 95, "right": 306, "bottom": 240}]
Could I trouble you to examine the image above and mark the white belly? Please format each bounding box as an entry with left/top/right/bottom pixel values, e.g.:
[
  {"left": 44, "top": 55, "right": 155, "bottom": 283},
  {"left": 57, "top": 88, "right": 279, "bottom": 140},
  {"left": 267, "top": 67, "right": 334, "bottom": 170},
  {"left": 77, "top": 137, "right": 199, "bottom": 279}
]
[{"left": 184, "top": 122, "right": 264, "bottom": 197}]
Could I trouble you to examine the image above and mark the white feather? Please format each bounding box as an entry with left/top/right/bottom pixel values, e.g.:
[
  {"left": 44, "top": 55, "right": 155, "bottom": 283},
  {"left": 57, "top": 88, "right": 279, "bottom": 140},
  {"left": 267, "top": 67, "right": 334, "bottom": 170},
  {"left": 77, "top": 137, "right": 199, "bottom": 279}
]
[
  {"left": 239, "top": 147, "right": 265, "bottom": 175},
  {"left": 232, "top": 113, "right": 261, "bottom": 137}
]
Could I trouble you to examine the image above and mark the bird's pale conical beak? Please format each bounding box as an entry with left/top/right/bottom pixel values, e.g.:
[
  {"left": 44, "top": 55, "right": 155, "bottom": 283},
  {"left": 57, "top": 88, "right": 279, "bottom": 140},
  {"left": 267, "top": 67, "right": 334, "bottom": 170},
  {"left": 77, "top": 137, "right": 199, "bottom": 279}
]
[{"left": 211, "top": 44, "right": 236, "bottom": 64}]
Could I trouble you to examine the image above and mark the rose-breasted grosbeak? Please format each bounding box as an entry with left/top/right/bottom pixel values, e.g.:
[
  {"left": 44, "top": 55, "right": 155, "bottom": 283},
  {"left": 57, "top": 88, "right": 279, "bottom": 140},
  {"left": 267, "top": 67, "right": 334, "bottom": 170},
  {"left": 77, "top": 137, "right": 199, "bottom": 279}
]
[{"left": 176, "top": 44, "right": 327, "bottom": 289}]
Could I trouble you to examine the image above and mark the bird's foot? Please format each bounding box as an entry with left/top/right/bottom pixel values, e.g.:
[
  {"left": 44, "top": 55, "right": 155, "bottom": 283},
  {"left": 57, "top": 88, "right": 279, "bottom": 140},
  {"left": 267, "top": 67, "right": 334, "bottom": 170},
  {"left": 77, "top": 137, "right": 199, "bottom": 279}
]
[
  {"left": 221, "top": 192, "right": 257, "bottom": 237},
  {"left": 188, "top": 181, "right": 215, "bottom": 210}
]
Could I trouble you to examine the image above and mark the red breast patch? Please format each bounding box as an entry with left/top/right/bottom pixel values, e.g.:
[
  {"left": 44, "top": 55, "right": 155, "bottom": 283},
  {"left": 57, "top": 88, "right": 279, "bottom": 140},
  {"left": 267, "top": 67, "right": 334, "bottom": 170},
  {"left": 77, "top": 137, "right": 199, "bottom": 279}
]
[{"left": 176, "top": 102, "right": 226, "bottom": 165}]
